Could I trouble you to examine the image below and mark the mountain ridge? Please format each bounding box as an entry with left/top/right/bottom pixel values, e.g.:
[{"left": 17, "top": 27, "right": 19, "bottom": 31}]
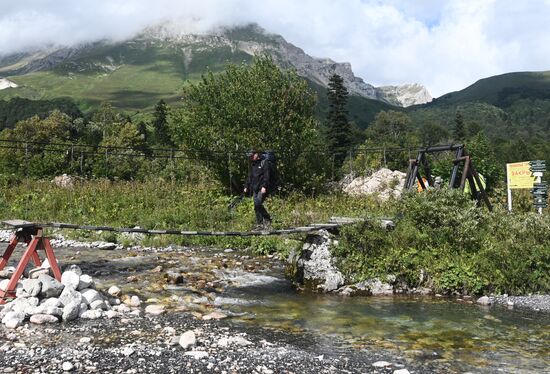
[{"left": 0, "top": 23, "right": 432, "bottom": 108}]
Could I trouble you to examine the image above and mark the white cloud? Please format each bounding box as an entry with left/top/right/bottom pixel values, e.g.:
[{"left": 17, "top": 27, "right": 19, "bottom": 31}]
[{"left": 0, "top": 0, "right": 549, "bottom": 97}]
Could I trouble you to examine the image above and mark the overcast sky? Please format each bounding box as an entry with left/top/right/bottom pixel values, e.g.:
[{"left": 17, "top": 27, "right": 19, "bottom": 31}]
[{"left": 1, "top": 0, "right": 549, "bottom": 97}]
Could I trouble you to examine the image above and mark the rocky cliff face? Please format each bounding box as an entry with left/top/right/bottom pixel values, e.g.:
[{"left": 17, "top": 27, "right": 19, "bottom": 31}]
[
  {"left": 141, "top": 23, "right": 432, "bottom": 106},
  {"left": 0, "top": 23, "right": 432, "bottom": 106},
  {"left": 378, "top": 83, "right": 432, "bottom": 107}
]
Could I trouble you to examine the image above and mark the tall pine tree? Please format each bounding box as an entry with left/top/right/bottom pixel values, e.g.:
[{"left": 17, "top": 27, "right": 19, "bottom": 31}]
[
  {"left": 326, "top": 74, "right": 351, "bottom": 166},
  {"left": 453, "top": 111, "right": 465, "bottom": 141},
  {"left": 153, "top": 99, "right": 172, "bottom": 146}
]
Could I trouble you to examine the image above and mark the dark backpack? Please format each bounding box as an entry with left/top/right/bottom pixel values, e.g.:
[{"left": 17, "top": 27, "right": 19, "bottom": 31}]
[{"left": 260, "top": 151, "right": 280, "bottom": 192}]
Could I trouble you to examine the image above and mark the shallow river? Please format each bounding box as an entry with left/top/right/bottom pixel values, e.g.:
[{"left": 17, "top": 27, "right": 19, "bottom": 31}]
[
  {"left": 215, "top": 264, "right": 550, "bottom": 373},
  {"left": 5, "top": 244, "right": 548, "bottom": 373}
]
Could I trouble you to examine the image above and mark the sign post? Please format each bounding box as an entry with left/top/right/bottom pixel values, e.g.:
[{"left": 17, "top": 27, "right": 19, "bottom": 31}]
[
  {"left": 529, "top": 160, "right": 547, "bottom": 215},
  {"left": 506, "top": 161, "right": 536, "bottom": 212}
]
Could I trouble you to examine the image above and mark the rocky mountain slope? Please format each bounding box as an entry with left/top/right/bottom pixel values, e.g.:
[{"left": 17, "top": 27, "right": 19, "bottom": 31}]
[{"left": 0, "top": 23, "right": 431, "bottom": 108}]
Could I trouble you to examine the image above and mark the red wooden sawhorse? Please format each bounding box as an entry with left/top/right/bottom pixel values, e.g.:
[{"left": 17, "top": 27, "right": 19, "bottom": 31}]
[{"left": 0, "top": 220, "right": 62, "bottom": 304}]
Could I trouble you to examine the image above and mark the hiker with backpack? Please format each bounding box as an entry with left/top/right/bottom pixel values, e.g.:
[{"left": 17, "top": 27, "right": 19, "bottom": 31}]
[{"left": 244, "top": 150, "right": 276, "bottom": 230}]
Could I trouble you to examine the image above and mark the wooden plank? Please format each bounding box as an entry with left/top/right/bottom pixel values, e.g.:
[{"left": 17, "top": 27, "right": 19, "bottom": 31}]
[
  {"left": 48, "top": 222, "right": 79, "bottom": 229},
  {"left": 2, "top": 220, "right": 36, "bottom": 228}
]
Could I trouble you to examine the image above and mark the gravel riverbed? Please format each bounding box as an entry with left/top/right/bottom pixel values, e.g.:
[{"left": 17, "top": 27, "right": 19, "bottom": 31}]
[{"left": 0, "top": 310, "right": 428, "bottom": 374}]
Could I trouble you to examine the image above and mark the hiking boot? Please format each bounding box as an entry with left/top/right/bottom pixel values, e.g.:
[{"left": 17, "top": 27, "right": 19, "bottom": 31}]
[
  {"left": 262, "top": 220, "right": 273, "bottom": 231},
  {"left": 253, "top": 224, "right": 264, "bottom": 231}
]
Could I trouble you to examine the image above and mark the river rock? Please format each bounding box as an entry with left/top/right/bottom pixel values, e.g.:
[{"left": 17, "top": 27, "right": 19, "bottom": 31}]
[
  {"left": 217, "top": 336, "right": 252, "bottom": 347},
  {"left": 289, "top": 230, "right": 344, "bottom": 292},
  {"left": 59, "top": 287, "right": 83, "bottom": 307},
  {"left": 8, "top": 296, "right": 39, "bottom": 315},
  {"left": 80, "top": 289, "right": 102, "bottom": 305},
  {"left": 179, "top": 331, "right": 196, "bottom": 350},
  {"left": 121, "top": 347, "right": 135, "bottom": 357},
  {"left": 41, "top": 297, "right": 62, "bottom": 308},
  {"left": 29, "top": 267, "right": 49, "bottom": 279},
  {"left": 477, "top": 296, "right": 492, "bottom": 305},
  {"left": 105, "top": 310, "right": 119, "bottom": 319},
  {"left": 393, "top": 369, "right": 410, "bottom": 374},
  {"left": 203, "top": 311, "right": 227, "bottom": 320},
  {"left": 165, "top": 270, "right": 184, "bottom": 284},
  {"left": 98, "top": 243, "right": 117, "bottom": 251},
  {"left": 80, "top": 310, "right": 103, "bottom": 319},
  {"left": 61, "top": 271, "right": 80, "bottom": 289},
  {"left": 145, "top": 305, "right": 165, "bottom": 315},
  {"left": 354, "top": 278, "right": 394, "bottom": 296},
  {"left": 184, "top": 351, "right": 209, "bottom": 359},
  {"left": 62, "top": 361, "right": 74, "bottom": 371},
  {"left": 113, "top": 304, "right": 131, "bottom": 313},
  {"left": 108, "top": 286, "right": 121, "bottom": 297},
  {"left": 30, "top": 314, "right": 59, "bottom": 324},
  {"left": 0, "top": 267, "right": 15, "bottom": 278},
  {"left": 372, "top": 361, "right": 392, "bottom": 368},
  {"left": 2, "top": 311, "right": 25, "bottom": 329},
  {"left": 15, "top": 287, "right": 30, "bottom": 298},
  {"left": 63, "top": 264, "right": 82, "bottom": 276},
  {"left": 22, "top": 279, "right": 42, "bottom": 297},
  {"left": 90, "top": 300, "right": 108, "bottom": 310},
  {"left": 62, "top": 301, "right": 81, "bottom": 321},
  {"left": 38, "top": 274, "right": 64, "bottom": 298},
  {"left": 129, "top": 295, "right": 141, "bottom": 307},
  {"left": 78, "top": 274, "right": 93, "bottom": 290}
]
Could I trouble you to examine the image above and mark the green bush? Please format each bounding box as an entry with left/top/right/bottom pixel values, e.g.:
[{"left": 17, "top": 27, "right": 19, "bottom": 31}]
[{"left": 335, "top": 188, "right": 549, "bottom": 295}]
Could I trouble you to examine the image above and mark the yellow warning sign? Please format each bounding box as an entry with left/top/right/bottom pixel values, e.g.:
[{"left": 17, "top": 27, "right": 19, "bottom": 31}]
[{"left": 506, "top": 161, "right": 536, "bottom": 189}]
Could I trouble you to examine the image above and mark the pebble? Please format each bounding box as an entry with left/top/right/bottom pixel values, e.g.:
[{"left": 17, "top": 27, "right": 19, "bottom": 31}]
[
  {"left": 372, "top": 361, "right": 392, "bottom": 367},
  {"left": 108, "top": 286, "right": 121, "bottom": 297},
  {"left": 477, "top": 296, "right": 492, "bottom": 305},
  {"left": 393, "top": 370, "right": 410, "bottom": 374},
  {"left": 203, "top": 311, "right": 227, "bottom": 320},
  {"left": 179, "top": 331, "right": 196, "bottom": 350},
  {"left": 79, "top": 337, "right": 92, "bottom": 344},
  {"left": 78, "top": 274, "right": 94, "bottom": 290},
  {"left": 130, "top": 296, "right": 141, "bottom": 307},
  {"left": 62, "top": 361, "right": 74, "bottom": 371},
  {"left": 121, "top": 347, "right": 135, "bottom": 357},
  {"left": 184, "top": 351, "right": 209, "bottom": 359},
  {"left": 29, "top": 314, "right": 59, "bottom": 325},
  {"left": 145, "top": 305, "right": 165, "bottom": 315}
]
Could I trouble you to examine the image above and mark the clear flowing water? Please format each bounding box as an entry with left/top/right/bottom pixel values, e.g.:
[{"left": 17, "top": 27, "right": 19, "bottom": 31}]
[{"left": 218, "top": 268, "right": 550, "bottom": 373}]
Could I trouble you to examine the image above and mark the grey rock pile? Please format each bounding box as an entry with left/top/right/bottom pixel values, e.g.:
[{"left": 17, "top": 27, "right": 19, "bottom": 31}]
[
  {"left": 0, "top": 230, "right": 121, "bottom": 250},
  {"left": 0, "top": 265, "right": 132, "bottom": 329},
  {"left": 343, "top": 168, "right": 406, "bottom": 201}
]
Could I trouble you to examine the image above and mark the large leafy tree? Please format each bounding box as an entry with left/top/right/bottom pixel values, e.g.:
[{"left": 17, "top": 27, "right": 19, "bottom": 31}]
[
  {"left": 366, "top": 110, "right": 412, "bottom": 146},
  {"left": 326, "top": 74, "right": 351, "bottom": 166},
  {"left": 0, "top": 110, "right": 73, "bottom": 176},
  {"left": 170, "top": 56, "right": 325, "bottom": 193},
  {"left": 364, "top": 110, "right": 414, "bottom": 170}
]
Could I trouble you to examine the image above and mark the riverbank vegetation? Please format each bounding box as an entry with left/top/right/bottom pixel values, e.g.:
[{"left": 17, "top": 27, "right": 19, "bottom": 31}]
[{"left": 0, "top": 179, "right": 548, "bottom": 296}]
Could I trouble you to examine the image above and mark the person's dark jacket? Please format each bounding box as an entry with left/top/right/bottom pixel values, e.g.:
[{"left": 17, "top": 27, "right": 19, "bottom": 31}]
[{"left": 246, "top": 158, "right": 271, "bottom": 194}]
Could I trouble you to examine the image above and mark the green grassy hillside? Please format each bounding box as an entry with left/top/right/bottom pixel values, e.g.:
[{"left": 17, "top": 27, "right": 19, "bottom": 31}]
[
  {"left": 425, "top": 71, "right": 550, "bottom": 108},
  {"left": 0, "top": 40, "right": 253, "bottom": 112}
]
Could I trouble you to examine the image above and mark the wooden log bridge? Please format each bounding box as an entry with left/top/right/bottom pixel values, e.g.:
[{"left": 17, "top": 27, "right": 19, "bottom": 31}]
[
  {"left": 1, "top": 217, "right": 395, "bottom": 237},
  {"left": 0, "top": 217, "right": 394, "bottom": 303}
]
